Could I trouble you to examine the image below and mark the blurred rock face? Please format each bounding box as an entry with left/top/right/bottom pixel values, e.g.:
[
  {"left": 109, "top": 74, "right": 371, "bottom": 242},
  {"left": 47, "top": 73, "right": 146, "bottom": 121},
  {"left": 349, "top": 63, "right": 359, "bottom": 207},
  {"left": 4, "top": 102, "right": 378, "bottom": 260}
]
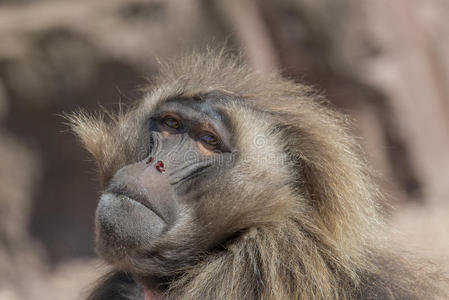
[
  {"left": 4, "top": 29, "right": 98, "bottom": 105},
  {"left": 0, "top": 134, "right": 38, "bottom": 244},
  {"left": 0, "top": 122, "right": 46, "bottom": 298},
  {"left": 0, "top": 83, "right": 8, "bottom": 119}
]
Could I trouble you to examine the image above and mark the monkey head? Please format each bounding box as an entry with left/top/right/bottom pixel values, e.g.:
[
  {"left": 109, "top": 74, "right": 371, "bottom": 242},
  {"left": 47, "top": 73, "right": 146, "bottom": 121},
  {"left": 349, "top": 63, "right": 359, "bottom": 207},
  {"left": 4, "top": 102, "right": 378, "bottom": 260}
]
[{"left": 70, "top": 51, "right": 381, "bottom": 296}]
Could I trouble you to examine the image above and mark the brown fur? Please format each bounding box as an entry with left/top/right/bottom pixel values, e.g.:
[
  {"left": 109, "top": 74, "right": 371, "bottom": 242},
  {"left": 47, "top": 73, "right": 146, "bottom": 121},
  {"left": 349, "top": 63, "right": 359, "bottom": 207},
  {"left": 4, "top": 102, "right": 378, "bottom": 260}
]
[{"left": 70, "top": 49, "right": 448, "bottom": 299}]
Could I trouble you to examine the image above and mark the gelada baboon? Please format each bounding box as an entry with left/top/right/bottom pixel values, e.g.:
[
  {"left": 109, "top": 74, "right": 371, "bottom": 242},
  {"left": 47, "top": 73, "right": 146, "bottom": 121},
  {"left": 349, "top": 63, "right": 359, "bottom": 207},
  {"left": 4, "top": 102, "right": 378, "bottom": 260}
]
[{"left": 70, "top": 49, "right": 447, "bottom": 300}]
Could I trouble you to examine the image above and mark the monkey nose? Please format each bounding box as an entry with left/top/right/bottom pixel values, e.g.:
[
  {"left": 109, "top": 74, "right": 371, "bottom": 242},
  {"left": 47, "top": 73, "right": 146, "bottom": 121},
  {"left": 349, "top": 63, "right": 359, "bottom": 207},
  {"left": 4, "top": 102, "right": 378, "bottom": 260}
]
[
  {"left": 155, "top": 161, "right": 165, "bottom": 173},
  {"left": 145, "top": 157, "right": 166, "bottom": 173}
]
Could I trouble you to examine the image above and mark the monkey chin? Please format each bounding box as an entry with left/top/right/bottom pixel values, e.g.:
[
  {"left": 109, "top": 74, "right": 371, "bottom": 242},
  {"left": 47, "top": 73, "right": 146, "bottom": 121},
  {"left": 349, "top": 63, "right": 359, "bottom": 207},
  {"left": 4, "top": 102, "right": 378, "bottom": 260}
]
[{"left": 95, "top": 193, "right": 166, "bottom": 263}]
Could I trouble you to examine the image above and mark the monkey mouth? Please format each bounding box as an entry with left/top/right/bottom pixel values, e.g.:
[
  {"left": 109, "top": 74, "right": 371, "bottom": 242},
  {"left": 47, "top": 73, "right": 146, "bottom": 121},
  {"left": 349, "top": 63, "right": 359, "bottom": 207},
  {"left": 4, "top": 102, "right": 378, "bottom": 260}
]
[
  {"left": 96, "top": 192, "right": 167, "bottom": 257},
  {"left": 107, "top": 186, "right": 166, "bottom": 223}
]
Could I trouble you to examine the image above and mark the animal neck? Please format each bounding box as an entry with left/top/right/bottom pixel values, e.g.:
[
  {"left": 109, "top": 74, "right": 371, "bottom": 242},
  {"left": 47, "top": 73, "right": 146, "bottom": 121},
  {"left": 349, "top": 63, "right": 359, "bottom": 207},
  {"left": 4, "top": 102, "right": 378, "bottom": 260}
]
[{"left": 162, "top": 223, "right": 364, "bottom": 300}]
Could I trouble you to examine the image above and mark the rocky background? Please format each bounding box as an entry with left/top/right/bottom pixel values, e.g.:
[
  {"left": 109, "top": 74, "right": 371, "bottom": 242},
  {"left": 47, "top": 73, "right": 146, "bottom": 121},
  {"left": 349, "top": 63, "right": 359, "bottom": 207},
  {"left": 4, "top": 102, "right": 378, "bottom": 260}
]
[{"left": 0, "top": 0, "right": 448, "bottom": 299}]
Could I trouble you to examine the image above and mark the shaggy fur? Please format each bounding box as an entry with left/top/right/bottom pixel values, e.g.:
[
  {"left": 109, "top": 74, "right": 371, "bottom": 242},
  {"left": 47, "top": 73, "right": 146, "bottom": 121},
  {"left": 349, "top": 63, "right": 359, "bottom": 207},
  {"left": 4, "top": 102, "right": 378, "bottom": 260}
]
[{"left": 70, "top": 49, "right": 448, "bottom": 299}]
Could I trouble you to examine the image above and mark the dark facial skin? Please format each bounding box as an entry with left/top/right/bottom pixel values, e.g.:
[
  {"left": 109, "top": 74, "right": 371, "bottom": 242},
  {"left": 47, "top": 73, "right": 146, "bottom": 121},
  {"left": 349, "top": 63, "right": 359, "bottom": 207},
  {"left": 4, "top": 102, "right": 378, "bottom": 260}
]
[{"left": 95, "top": 94, "right": 238, "bottom": 286}]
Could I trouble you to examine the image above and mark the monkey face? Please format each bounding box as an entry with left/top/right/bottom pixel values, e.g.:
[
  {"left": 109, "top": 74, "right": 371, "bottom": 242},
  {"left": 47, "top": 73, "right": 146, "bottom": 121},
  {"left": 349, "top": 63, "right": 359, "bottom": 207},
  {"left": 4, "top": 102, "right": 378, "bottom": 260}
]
[
  {"left": 96, "top": 94, "right": 235, "bottom": 250},
  {"left": 94, "top": 91, "right": 292, "bottom": 281}
]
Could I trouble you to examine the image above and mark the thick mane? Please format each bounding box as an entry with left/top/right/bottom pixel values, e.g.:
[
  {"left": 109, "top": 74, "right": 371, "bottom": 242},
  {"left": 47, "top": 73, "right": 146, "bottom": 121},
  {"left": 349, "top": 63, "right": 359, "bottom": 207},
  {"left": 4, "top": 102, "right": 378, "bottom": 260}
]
[{"left": 71, "top": 50, "right": 448, "bottom": 299}]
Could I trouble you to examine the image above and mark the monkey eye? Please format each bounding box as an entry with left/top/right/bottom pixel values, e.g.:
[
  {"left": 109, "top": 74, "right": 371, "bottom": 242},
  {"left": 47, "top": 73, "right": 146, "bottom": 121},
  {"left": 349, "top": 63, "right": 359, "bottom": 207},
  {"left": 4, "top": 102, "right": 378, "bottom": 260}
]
[
  {"left": 161, "top": 115, "right": 182, "bottom": 130},
  {"left": 198, "top": 132, "right": 220, "bottom": 149}
]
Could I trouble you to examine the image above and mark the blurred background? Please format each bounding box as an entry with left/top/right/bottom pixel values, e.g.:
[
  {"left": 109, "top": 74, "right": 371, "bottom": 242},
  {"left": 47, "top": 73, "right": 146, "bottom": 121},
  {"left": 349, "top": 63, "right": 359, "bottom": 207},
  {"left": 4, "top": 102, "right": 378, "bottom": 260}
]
[{"left": 0, "top": 0, "right": 448, "bottom": 299}]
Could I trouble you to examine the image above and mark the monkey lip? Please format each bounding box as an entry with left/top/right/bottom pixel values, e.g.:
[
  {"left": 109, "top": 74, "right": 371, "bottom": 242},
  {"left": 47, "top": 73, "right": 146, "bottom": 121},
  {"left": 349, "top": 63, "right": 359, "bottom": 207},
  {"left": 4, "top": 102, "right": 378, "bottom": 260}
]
[{"left": 107, "top": 186, "right": 166, "bottom": 223}]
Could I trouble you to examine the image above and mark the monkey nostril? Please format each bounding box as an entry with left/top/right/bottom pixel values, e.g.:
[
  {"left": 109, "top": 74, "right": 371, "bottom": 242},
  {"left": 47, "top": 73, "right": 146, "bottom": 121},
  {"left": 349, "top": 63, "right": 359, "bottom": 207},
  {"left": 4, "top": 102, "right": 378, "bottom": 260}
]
[
  {"left": 155, "top": 161, "right": 165, "bottom": 173},
  {"left": 146, "top": 157, "right": 154, "bottom": 164}
]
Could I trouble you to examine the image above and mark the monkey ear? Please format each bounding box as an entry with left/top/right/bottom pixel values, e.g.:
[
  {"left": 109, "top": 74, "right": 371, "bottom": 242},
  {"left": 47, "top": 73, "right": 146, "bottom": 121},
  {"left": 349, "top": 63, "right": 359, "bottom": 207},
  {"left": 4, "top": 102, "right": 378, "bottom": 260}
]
[{"left": 65, "top": 110, "right": 113, "bottom": 184}]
